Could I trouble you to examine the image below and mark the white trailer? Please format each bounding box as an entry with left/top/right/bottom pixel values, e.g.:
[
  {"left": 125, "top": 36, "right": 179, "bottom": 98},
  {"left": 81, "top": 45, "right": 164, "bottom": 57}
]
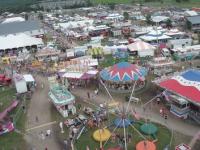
[{"left": 13, "top": 74, "right": 28, "bottom": 94}]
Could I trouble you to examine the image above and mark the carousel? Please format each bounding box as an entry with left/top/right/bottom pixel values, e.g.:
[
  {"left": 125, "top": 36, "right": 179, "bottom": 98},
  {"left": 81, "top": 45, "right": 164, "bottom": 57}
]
[{"left": 100, "top": 62, "right": 147, "bottom": 93}]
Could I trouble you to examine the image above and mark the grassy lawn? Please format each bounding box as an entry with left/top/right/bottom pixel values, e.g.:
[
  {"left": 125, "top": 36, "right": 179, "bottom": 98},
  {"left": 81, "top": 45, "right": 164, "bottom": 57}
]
[
  {"left": 0, "top": 87, "right": 28, "bottom": 150},
  {"left": 94, "top": 0, "right": 132, "bottom": 4},
  {"left": 0, "top": 87, "right": 16, "bottom": 112},
  {"left": 93, "top": 0, "right": 200, "bottom": 8},
  {"left": 75, "top": 119, "right": 171, "bottom": 150}
]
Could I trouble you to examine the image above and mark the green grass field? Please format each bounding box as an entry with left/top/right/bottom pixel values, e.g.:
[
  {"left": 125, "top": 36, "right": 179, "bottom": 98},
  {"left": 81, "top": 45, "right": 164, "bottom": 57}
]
[
  {"left": 75, "top": 120, "right": 171, "bottom": 150},
  {"left": 0, "top": 87, "right": 27, "bottom": 150},
  {"left": 94, "top": 0, "right": 200, "bottom": 8}
]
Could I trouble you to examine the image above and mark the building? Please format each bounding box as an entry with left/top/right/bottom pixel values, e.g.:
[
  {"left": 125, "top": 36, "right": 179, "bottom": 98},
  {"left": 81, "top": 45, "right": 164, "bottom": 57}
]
[
  {"left": 167, "top": 38, "right": 192, "bottom": 49},
  {"left": 186, "top": 15, "right": 200, "bottom": 32},
  {"left": 0, "top": 20, "right": 44, "bottom": 37}
]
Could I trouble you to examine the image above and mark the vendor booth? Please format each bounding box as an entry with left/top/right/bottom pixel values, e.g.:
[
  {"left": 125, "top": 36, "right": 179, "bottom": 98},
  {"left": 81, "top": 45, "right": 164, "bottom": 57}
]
[
  {"left": 35, "top": 48, "right": 60, "bottom": 62},
  {"left": 149, "top": 57, "right": 175, "bottom": 76},
  {"left": 100, "top": 62, "right": 147, "bottom": 93}
]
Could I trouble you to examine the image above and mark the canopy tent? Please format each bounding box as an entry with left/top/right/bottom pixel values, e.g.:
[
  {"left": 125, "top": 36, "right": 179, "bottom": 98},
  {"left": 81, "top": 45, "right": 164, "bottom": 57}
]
[
  {"left": 128, "top": 41, "right": 156, "bottom": 57},
  {"left": 139, "top": 30, "right": 171, "bottom": 42},
  {"left": 1, "top": 17, "right": 25, "bottom": 24},
  {"left": 88, "top": 47, "right": 103, "bottom": 56},
  {"left": 155, "top": 69, "right": 200, "bottom": 105},
  {"left": 128, "top": 41, "right": 155, "bottom": 52},
  {"left": 62, "top": 70, "right": 98, "bottom": 80},
  {"left": 100, "top": 62, "right": 147, "bottom": 82},
  {"left": 23, "top": 74, "right": 35, "bottom": 83},
  {"left": 151, "top": 15, "right": 169, "bottom": 23},
  {"left": 0, "top": 33, "right": 43, "bottom": 50}
]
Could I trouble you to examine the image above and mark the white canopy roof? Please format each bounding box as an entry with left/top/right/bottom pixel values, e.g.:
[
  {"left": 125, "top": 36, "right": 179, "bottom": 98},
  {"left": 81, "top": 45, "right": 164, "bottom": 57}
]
[
  {"left": 62, "top": 72, "right": 83, "bottom": 78},
  {"left": 23, "top": 74, "right": 35, "bottom": 82},
  {"left": 1, "top": 17, "right": 25, "bottom": 24},
  {"left": 0, "top": 33, "right": 43, "bottom": 50},
  {"left": 151, "top": 16, "right": 169, "bottom": 23},
  {"left": 127, "top": 41, "right": 155, "bottom": 51},
  {"left": 139, "top": 30, "right": 171, "bottom": 41}
]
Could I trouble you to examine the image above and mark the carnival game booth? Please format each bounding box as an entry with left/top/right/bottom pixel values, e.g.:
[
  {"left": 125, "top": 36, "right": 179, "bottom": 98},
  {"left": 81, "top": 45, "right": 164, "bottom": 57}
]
[
  {"left": 100, "top": 62, "right": 147, "bottom": 93},
  {"left": 35, "top": 47, "right": 60, "bottom": 62},
  {"left": 149, "top": 57, "right": 175, "bottom": 76},
  {"left": 48, "top": 77, "right": 76, "bottom": 117},
  {"left": 127, "top": 41, "right": 156, "bottom": 58},
  {"left": 154, "top": 69, "right": 200, "bottom": 123},
  {"left": 60, "top": 66, "right": 99, "bottom": 87}
]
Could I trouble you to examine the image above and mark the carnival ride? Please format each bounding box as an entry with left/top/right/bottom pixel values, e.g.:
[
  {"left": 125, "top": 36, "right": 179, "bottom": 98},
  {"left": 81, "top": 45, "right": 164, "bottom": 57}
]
[
  {"left": 85, "top": 69, "right": 161, "bottom": 150},
  {"left": 0, "top": 74, "right": 12, "bottom": 86},
  {"left": 70, "top": 61, "right": 173, "bottom": 150},
  {"left": 99, "top": 62, "right": 147, "bottom": 93},
  {"left": 0, "top": 100, "right": 18, "bottom": 135}
]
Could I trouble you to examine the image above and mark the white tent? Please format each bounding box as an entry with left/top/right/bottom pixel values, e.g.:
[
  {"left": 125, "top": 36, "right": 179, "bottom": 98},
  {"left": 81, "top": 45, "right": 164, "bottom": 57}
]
[
  {"left": 0, "top": 33, "right": 43, "bottom": 50},
  {"left": 128, "top": 41, "right": 156, "bottom": 57},
  {"left": 23, "top": 74, "right": 35, "bottom": 82},
  {"left": 151, "top": 16, "right": 169, "bottom": 23},
  {"left": 1, "top": 17, "right": 25, "bottom": 24},
  {"left": 139, "top": 30, "right": 171, "bottom": 42}
]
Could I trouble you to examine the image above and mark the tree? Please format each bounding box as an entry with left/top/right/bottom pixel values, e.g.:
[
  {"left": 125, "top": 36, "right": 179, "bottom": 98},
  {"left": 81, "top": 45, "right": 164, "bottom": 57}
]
[
  {"left": 109, "top": 3, "right": 115, "bottom": 10},
  {"left": 146, "top": 14, "right": 152, "bottom": 25},
  {"left": 24, "top": 13, "right": 28, "bottom": 21},
  {"left": 123, "top": 12, "right": 129, "bottom": 21},
  {"left": 186, "top": 20, "right": 192, "bottom": 30},
  {"left": 86, "top": 0, "right": 93, "bottom": 6},
  {"left": 38, "top": 13, "right": 43, "bottom": 20},
  {"left": 176, "top": 0, "right": 181, "bottom": 3},
  {"left": 166, "top": 19, "right": 172, "bottom": 28},
  {"left": 198, "top": 33, "right": 200, "bottom": 44}
]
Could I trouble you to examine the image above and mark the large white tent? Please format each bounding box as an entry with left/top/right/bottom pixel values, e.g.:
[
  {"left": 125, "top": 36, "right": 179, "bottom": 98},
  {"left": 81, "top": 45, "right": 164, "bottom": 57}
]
[
  {"left": 127, "top": 41, "right": 156, "bottom": 57},
  {"left": 139, "top": 30, "right": 171, "bottom": 42},
  {"left": 1, "top": 17, "right": 25, "bottom": 24},
  {"left": 0, "top": 33, "right": 43, "bottom": 50}
]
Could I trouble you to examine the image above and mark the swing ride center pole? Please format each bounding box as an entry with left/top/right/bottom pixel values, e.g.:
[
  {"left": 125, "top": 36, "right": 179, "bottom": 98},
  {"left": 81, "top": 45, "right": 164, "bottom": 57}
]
[{"left": 123, "top": 119, "right": 128, "bottom": 150}]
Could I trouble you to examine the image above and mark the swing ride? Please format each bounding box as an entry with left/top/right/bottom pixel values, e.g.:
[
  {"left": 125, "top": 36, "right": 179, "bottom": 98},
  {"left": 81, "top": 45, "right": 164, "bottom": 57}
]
[{"left": 74, "top": 62, "right": 172, "bottom": 150}]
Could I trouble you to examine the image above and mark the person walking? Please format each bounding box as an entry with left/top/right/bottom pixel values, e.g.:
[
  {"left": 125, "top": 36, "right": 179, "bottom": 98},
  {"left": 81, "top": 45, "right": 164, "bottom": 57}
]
[
  {"left": 35, "top": 116, "right": 39, "bottom": 123},
  {"left": 87, "top": 92, "right": 90, "bottom": 99}
]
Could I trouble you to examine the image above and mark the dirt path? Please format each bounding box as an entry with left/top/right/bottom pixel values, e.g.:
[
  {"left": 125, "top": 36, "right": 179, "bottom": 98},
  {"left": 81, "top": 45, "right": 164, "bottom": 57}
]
[{"left": 25, "top": 75, "right": 62, "bottom": 150}]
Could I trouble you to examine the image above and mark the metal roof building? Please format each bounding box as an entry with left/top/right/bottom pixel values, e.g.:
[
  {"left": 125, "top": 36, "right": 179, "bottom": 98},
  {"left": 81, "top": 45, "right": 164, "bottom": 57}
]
[{"left": 0, "top": 20, "right": 43, "bottom": 36}]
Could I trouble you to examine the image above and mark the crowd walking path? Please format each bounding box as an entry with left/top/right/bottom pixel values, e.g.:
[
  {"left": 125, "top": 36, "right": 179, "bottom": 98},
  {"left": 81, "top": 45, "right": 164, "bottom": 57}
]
[{"left": 25, "top": 75, "right": 62, "bottom": 150}]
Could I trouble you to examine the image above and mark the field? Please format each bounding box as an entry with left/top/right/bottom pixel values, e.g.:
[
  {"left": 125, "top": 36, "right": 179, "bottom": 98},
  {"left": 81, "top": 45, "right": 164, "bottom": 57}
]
[
  {"left": 75, "top": 119, "right": 171, "bottom": 150},
  {"left": 93, "top": 0, "right": 200, "bottom": 8},
  {"left": 0, "top": 87, "right": 27, "bottom": 150}
]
